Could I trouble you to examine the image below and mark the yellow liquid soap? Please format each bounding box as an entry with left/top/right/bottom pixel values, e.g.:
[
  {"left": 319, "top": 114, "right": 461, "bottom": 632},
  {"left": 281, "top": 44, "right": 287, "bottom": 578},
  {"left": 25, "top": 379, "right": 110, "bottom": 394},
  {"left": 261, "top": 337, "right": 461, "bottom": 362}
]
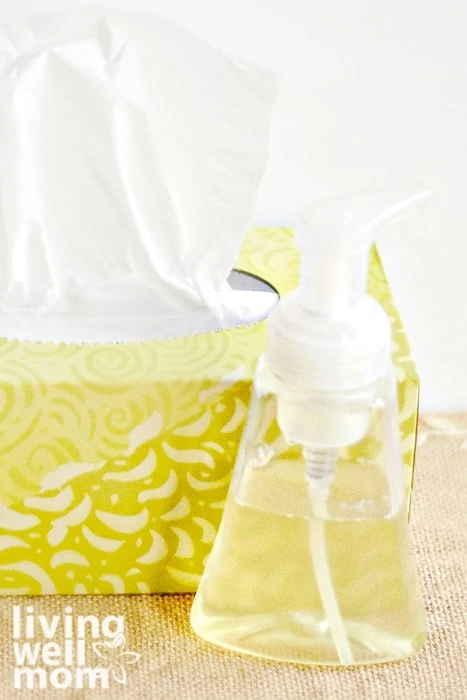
[{"left": 191, "top": 395, "right": 427, "bottom": 665}]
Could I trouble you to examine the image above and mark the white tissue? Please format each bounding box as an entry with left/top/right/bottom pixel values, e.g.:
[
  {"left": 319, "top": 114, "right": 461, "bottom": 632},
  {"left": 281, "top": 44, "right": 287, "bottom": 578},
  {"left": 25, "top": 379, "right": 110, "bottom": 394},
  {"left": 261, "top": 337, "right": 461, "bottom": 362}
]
[{"left": 0, "top": 9, "right": 279, "bottom": 342}]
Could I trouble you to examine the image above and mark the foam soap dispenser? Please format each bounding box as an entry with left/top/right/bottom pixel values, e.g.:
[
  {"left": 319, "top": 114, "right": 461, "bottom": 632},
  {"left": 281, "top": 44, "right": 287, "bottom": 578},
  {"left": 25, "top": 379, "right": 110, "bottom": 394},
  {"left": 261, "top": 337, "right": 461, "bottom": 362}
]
[{"left": 190, "top": 190, "right": 429, "bottom": 666}]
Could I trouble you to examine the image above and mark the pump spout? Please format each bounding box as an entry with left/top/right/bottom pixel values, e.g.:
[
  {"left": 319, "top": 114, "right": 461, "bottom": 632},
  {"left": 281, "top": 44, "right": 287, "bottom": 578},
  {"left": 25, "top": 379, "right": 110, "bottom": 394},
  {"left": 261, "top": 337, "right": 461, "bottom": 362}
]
[{"left": 295, "top": 187, "right": 430, "bottom": 315}]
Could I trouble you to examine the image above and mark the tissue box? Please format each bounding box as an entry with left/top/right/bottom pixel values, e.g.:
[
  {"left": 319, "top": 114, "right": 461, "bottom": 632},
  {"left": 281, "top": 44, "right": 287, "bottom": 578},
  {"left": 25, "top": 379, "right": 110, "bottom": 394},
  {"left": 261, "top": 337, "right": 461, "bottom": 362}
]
[{"left": 0, "top": 228, "right": 419, "bottom": 594}]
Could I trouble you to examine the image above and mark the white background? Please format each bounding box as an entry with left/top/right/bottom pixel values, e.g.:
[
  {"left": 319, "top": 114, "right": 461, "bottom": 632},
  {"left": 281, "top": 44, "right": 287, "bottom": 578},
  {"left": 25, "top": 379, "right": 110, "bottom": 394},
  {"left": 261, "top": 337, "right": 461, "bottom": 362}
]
[{"left": 1, "top": 0, "right": 466, "bottom": 411}]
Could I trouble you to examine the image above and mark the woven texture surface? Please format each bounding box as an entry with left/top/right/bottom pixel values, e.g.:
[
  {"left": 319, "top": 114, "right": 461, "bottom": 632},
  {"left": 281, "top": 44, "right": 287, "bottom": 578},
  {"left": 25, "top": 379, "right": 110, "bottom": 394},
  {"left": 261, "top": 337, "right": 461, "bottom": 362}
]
[{"left": 0, "top": 414, "right": 465, "bottom": 699}]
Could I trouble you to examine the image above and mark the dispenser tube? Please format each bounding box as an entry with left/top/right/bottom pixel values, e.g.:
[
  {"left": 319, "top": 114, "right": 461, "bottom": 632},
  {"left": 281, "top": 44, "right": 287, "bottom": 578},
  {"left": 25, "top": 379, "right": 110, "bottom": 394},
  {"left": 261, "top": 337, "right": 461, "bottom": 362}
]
[{"left": 305, "top": 447, "right": 354, "bottom": 665}]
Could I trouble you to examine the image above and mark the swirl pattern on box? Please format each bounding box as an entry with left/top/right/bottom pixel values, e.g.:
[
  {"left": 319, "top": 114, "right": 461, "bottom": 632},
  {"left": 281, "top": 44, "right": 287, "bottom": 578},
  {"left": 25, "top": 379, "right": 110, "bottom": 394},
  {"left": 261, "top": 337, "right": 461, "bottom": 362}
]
[{"left": 0, "top": 228, "right": 418, "bottom": 593}]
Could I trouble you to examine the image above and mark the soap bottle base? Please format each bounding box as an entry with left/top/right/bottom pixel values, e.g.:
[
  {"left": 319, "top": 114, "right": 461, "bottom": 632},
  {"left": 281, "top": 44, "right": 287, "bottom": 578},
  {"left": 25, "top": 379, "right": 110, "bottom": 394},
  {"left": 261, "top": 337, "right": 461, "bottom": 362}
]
[{"left": 190, "top": 606, "right": 426, "bottom": 666}]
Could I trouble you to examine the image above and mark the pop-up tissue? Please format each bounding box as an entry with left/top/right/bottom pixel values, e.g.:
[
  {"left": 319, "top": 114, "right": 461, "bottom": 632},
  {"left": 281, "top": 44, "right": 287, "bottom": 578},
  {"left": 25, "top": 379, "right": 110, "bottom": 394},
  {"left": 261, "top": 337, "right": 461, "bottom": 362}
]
[
  {"left": 0, "top": 8, "right": 278, "bottom": 342},
  {"left": 0, "top": 10, "right": 419, "bottom": 594}
]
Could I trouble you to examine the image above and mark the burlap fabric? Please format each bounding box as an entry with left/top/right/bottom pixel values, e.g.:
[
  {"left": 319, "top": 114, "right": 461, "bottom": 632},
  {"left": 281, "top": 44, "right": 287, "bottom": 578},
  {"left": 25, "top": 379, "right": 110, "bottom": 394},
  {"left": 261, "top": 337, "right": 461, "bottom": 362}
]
[{"left": 0, "top": 414, "right": 465, "bottom": 699}]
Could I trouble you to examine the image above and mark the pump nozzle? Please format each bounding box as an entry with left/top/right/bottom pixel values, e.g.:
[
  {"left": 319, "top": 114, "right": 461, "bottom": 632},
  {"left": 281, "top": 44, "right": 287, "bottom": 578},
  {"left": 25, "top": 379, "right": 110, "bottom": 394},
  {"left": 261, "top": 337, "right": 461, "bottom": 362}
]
[{"left": 295, "top": 187, "right": 431, "bottom": 315}]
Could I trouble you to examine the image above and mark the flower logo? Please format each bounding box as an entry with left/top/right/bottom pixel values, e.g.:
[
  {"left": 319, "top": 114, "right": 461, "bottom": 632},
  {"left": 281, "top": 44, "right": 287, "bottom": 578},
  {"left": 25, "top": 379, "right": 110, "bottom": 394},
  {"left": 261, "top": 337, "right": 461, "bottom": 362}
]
[{"left": 92, "top": 633, "right": 141, "bottom": 684}]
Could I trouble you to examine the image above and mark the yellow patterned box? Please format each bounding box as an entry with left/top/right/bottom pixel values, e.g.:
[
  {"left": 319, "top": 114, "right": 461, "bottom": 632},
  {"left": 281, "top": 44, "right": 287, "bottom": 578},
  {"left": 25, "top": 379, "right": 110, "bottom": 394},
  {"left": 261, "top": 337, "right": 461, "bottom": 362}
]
[{"left": 0, "top": 228, "right": 419, "bottom": 595}]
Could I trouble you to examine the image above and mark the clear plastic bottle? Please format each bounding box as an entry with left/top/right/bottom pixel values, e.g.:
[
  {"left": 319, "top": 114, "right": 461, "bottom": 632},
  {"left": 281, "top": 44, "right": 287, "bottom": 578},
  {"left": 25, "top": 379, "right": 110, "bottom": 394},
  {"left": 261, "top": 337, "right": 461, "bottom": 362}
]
[{"left": 191, "top": 190, "right": 428, "bottom": 665}]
